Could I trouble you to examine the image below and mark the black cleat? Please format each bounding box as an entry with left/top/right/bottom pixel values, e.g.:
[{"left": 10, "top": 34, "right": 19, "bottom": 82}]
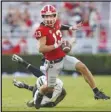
[{"left": 94, "top": 91, "right": 110, "bottom": 100}]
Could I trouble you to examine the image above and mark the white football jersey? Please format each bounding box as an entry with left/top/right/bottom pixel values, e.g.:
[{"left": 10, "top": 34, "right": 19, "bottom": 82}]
[{"left": 34, "top": 76, "right": 63, "bottom": 104}]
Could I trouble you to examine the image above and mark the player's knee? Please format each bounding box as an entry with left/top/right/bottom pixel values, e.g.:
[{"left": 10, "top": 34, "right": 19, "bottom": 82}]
[
  {"left": 76, "top": 62, "right": 87, "bottom": 73},
  {"left": 47, "top": 87, "right": 54, "bottom": 93},
  {"left": 40, "top": 85, "right": 48, "bottom": 94},
  {"left": 40, "top": 85, "right": 54, "bottom": 94}
]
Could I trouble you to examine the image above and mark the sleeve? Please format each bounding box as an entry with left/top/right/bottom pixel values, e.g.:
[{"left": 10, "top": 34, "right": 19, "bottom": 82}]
[
  {"left": 34, "top": 28, "right": 47, "bottom": 40},
  {"left": 36, "top": 76, "right": 46, "bottom": 89}
]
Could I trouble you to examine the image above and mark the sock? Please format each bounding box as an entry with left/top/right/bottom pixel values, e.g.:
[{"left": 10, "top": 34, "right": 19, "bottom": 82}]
[
  {"left": 27, "top": 65, "right": 44, "bottom": 78},
  {"left": 28, "top": 86, "right": 34, "bottom": 91},
  {"left": 93, "top": 87, "right": 99, "bottom": 94},
  {"left": 23, "top": 84, "right": 29, "bottom": 89},
  {"left": 24, "top": 84, "right": 33, "bottom": 91},
  {"left": 20, "top": 60, "right": 29, "bottom": 68}
]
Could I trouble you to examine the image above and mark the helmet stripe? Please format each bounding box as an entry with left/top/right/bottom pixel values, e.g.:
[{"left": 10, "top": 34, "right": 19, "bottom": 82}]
[{"left": 48, "top": 5, "right": 49, "bottom": 12}]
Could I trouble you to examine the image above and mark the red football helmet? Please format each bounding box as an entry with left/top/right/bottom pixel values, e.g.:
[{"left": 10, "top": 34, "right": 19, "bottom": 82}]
[{"left": 41, "top": 5, "right": 57, "bottom": 26}]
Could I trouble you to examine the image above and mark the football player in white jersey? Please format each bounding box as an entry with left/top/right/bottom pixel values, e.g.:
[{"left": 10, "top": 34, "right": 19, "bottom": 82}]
[
  {"left": 12, "top": 54, "right": 66, "bottom": 108},
  {"left": 13, "top": 76, "right": 66, "bottom": 108}
]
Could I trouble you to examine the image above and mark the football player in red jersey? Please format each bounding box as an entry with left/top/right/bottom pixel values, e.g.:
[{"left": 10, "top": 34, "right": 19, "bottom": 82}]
[{"left": 33, "top": 5, "right": 110, "bottom": 109}]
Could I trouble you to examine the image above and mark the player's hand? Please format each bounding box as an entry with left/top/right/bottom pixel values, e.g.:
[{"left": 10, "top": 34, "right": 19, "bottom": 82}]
[
  {"left": 71, "top": 22, "right": 83, "bottom": 30},
  {"left": 54, "top": 39, "right": 63, "bottom": 49},
  {"left": 13, "top": 79, "right": 25, "bottom": 88}
]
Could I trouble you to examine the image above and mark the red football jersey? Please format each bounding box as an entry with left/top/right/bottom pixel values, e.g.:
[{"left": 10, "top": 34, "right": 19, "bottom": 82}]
[{"left": 34, "top": 20, "right": 66, "bottom": 61}]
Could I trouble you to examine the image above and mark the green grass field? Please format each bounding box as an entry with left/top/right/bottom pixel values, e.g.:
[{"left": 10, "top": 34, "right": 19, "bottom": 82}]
[{"left": 2, "top": 75, "right": 111, "bottom": 111}]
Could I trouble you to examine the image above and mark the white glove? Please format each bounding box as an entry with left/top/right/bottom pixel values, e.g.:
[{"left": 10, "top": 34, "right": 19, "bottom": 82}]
[
  {"left": 70, "top": 22, "right": 83, "bottom": 30},
  {"left": 54, "top": 39, "right": 63, "bottom": 49}
]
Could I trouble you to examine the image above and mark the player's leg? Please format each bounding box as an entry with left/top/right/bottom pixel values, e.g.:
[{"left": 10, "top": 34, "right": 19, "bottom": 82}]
[
  {"left": 12, "top": 54, "right": 44, "bottom": 77},
  {"left": 34, "top": 61, "right": 62, "bottom": 109},
  {"left": 33, "top": 80, "right": 66, "bottom": 108},
  {"left": 36, "top": 65, "right": 57, "bottom": 108},
  {"left": 40, "top": 87, "right": 66, "bottom": 107},
  {"left": 63, "top": 55, "right": 110, "bottom": 100},
  {"left": 32, "top": 89, "right": 54, "bottom": 108},
  {"left": 40, "top": 61, "right": 63, "bottom": 93},
  {"left": 27, "top": 86, "right": 38, "bottom": 108},
  {"left": 27, "top": 79, "right": 52, "bottom": 108},
  {"left": 27, "top": 89, "right": 54, "bottom": 108},
  {"left": 75, "top": 61, "right": 110, "bottom": 100},
  {"left": 34, "top": 83, "right": 54, "bottom": 109},
  {"left": 54, "top": 87, "right": 66, "bottom": 106}
]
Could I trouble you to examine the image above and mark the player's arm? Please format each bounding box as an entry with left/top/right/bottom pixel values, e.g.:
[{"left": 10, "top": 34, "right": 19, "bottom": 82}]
[
  {"left": 38, "top": 36, "right": 63, "bottom": 53},
  {"left": 35, "top": 29, "right": 56, "bottom": 53},
  {"left": 38, "top": 36, "right": 55, "bottom": 53},
  {"left": 60, "top": 22, "right": 82, "bottom": 31}
]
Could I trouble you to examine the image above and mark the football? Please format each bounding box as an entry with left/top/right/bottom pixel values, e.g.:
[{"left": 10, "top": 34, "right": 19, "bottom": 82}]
[{"left": 61, "top": 40, "right": 71, "bottom": 53}]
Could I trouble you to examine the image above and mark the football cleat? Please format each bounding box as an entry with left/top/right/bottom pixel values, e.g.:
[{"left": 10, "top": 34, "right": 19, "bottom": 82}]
[
  {"left": 12, "top": 54, "right": 24, "bottom": 63},
  {"left": 27, "top": 100, "right": 34, "bottom": 107},
  {"left": 13, "top": 79, "right": 25, "bottom": 88},
  {"left": 94, "top": 90, "right": 110, "bottom": 100}
]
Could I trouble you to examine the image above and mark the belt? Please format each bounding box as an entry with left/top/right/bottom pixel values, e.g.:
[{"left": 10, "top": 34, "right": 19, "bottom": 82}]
[{"left": 46, "top": 57, "right": 63, "bottom": 64}]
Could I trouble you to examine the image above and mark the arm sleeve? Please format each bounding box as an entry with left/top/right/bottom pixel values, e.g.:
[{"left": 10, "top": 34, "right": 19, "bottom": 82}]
[
  {"left": 34, "top": 28, "right": 47, "bottom": 40},
  {"left": 60, "top": 24, "right": 71, "bottom": 30}
]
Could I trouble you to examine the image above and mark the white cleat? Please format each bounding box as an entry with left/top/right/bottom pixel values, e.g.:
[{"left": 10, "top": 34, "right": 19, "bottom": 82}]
[
  {"left": 27, "top": 100, "right": 34, "bottom": 107},
  {"left": 13, "top": 79, "right": 25, "bottom": 88},
  {"left": 12, "top": 54, "right": 23, "bottom": 63}
]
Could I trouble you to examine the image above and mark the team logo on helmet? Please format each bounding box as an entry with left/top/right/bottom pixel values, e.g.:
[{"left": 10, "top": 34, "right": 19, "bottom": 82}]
[{"left": 41, "top": 5, "right": 57, "bottom": 16}]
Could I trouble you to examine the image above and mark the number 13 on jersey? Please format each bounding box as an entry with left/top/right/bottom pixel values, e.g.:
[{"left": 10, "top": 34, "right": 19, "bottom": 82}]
[{"left": 53, "top": 30, "right": 62, "bottom": 43}]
